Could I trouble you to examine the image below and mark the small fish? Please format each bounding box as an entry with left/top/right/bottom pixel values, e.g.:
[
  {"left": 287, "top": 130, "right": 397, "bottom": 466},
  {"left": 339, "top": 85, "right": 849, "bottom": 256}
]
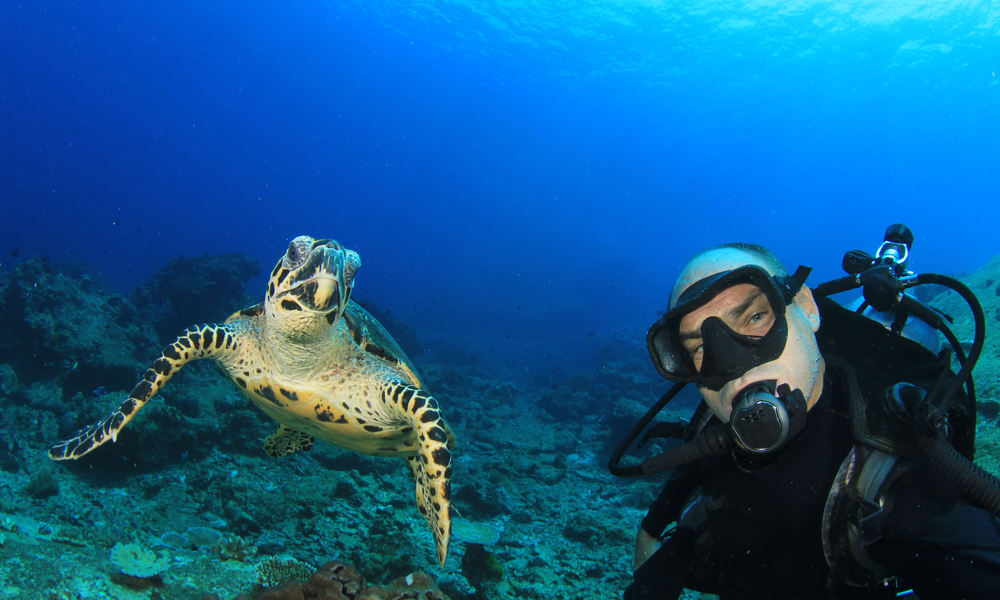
[
  {"left": 585, "top": 331, "right": 595, "bottom": 338},
  {"left": 92, "top": 386, "right": 107, "bottom": 396},
  {"left": 9, "top": 249, "right": 18, "bottom": 258}
]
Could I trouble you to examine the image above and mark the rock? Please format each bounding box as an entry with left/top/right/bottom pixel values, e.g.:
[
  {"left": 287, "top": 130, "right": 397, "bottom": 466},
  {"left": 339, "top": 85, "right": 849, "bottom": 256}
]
[
  {"left": 133, "top": 251, "right": 259, "bottom": 343},
  {"left": 0, "top": 257, "right": 159, "bottom": 395}
]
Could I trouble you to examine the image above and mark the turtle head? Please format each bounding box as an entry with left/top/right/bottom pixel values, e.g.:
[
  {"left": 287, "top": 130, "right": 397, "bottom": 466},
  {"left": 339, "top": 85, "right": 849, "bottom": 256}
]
[{"left": 265, "top": 236, "right": 360, "bottom": 332}]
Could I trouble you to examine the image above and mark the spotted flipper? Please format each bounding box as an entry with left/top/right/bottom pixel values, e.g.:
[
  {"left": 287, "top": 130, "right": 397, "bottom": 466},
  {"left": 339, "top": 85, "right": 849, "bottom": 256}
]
[
  {"left": 263, "top": 425, "right": 315, "bottom": 457},
  {"left": 48, "top": 324, "right": 241, "bottom": 460},
  {"left": 391, "top": 383, "right": 455, "bottom": 567}
]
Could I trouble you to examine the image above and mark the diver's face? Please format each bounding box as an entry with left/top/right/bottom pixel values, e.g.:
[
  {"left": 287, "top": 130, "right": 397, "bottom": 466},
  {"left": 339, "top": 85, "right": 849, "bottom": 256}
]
[
  {"left": 673, "top": 251, "right": 825, "bottom": 422},
  {"left": 678, "top": 282, "right": 777, "bottom": 374}
]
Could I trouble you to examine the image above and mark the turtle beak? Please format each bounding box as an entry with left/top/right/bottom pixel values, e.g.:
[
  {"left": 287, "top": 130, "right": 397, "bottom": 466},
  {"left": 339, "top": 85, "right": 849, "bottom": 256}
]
[
  {"left": 312, "top": 277, "right": 338, "bottom": 311},
  {"left": 309, "top": 273, "right": 349, "bottom": 315},
  {"left": 294, "top": 246, "right": 352, "bottom": 314},
  {"left": 277, "top": 238, "right": 358, "bottom": 316}
]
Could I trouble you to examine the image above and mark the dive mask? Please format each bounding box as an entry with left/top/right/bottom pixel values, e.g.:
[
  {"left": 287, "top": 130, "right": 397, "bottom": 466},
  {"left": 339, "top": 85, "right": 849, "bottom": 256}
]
[{"left": 647, "top": 265, "right": 812, "bottom": 391}]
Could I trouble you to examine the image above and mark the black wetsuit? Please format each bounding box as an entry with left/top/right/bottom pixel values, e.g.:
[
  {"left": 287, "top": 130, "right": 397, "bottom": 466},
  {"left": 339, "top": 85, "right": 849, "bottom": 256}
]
[{"left": 627, "top": 303, "right": 1000, "bottom": 600}]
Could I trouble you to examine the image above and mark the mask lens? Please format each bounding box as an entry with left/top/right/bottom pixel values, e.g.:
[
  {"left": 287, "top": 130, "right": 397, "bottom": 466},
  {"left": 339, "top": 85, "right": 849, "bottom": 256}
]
[
  {"left": 682, "top": 283, "right": 777, "bottom": 357},
  {"left": 712, "top": 283, "right": 775, "bottom": 338},
  {"left": 647, "top": 265, "right": 796, "bottom": 385},
  {"left": 688, "top": 283, "right": 788, "bottom": 390}
]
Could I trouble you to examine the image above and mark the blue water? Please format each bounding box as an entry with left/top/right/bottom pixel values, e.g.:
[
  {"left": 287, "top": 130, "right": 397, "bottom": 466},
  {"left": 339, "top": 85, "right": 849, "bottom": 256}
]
[{"left": 2, "top": 1, "right": 998, "bottom": 375}]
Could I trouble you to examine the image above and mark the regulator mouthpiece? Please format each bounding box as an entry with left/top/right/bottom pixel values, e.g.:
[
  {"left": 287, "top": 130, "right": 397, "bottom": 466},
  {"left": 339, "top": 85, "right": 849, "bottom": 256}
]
[{"left": 729, "top": 380, "right": 808, "bottom": 454}]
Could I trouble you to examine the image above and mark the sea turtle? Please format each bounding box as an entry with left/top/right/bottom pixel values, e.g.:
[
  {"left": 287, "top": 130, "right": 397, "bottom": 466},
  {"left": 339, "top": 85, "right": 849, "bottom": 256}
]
[{"left": 49, "top": 236, "right": 456, "bottom": 565}]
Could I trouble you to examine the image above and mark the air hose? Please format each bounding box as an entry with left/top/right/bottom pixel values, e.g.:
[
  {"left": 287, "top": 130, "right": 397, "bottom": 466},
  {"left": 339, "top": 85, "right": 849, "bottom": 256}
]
[
  {"left": 608, "top": 382, "right": 687, "bottom": 477},
  {"left": 640, "top": 424, "right": 731, "bottom": 476},
  {"left": 913, "top": 273, "right": 984, "bottom": 413},
  {"left": 918, "top": 426, "right": 1000, "bottom": 517},
  {"left": 907, "top": 272, "right": 1000, "bottom": 516}
]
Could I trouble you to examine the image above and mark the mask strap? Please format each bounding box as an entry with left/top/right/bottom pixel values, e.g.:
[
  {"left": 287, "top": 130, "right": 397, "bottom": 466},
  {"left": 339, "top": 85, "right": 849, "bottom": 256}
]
[{"left": 775, "top": 265, "right": 813, "bottom": 304}]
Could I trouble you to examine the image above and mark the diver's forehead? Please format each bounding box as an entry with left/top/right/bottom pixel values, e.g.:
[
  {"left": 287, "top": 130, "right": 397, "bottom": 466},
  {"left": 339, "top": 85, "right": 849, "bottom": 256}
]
[{"left": 670, "top": 249, "right": 772, "bottom": 308}]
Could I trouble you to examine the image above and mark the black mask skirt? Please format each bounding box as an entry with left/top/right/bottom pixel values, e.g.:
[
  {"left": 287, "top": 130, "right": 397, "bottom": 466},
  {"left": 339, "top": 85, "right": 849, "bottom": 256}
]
[{"left": 647, "top": 265, "right": 811, "bottom": 391}]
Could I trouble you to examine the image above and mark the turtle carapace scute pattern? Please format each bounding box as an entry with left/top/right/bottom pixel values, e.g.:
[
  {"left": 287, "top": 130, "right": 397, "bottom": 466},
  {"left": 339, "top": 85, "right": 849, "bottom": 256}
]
[{"left": 49, "top": 236, "right": 456, "bottom": 566}]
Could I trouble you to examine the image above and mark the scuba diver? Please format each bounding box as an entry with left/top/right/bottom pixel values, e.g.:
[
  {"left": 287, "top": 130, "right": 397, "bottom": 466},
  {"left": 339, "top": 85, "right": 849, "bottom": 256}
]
[{"left": 611, "top": 226, "right": 1000, "bottom": 599}]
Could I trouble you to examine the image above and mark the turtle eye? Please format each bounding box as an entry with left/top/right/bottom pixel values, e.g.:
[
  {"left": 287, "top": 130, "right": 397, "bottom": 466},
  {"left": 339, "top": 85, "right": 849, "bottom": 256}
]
[
  {"left": 285, "top": 244, "right": 301, "bottom": 266},
  {"left": 343, "top": 250, "right": 361, "bottom": 283},
  {"left": 284, "top": 236, "right": 315, "bottom": 270}
]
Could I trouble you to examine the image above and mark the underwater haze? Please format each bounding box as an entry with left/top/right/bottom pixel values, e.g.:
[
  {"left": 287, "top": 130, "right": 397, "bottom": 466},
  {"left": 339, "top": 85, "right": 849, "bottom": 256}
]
[
  {"left": 2, "top": 1, "right": 1000, "bottom": 599},
  {"left": 3, "top": 0, "right": 999, "bottom": 376}
]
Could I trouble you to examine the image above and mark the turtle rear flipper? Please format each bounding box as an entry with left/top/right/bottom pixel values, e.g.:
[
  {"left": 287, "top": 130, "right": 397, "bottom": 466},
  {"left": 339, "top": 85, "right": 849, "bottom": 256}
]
[
  {"left": 49, "top": 324, "right": 240, "bottom": 460},
  {"left": 392, "top": 384, "right": 454, "bottom": 567},
  {"left": 264, "top": 425, "right": 315, "bottom": 457}
]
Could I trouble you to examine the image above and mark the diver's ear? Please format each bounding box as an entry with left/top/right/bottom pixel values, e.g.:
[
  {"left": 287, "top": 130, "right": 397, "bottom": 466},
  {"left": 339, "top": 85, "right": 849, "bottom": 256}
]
[{"left": 794, "top": 286, "right": 821, "bottom": 332}]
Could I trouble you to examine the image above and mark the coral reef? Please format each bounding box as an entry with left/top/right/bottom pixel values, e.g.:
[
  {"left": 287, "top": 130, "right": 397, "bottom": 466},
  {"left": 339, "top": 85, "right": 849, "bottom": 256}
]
[
  {"left": 134, "top": 251, "right": 259, "bottom": 343},
  {"left": 254, "top": 555, "right": 315, "bottom": 588},
  {"left": 0, "top": 257, "right": 160, "bottom": 396},
  {"left": 360, "top": 569, "right": 451, "bottom": 600},
  {"left": 21, "top": 466, "right": 59, "bottom": 499},
  {"left": 213, "top": 532, "right": 257, "bottom": 561},
  {"left": 0, "top": 250, "right": 703, "bottom": 599},
  {"left": 461, "top": 544, "right": 503, "bottom": 589},
  {"left": 934, "top": 253, "right": 1000, "bottom": 399},
  {"left": 215, "top": 560, "right": 451, "bottom": 600},
  {"left": 110, "top": 541, "right": 171, "bottom": 578},
  {"left": 451, "top": 519, "right": 500, "bottom": 545},
  {"left": 0, "top": 435, "right": 22, "bottom": 473},
  {"left": 537, "top": 329, "right": 660, "bottom": 424},
  {"left": 931, "top": 253, "right": 1000, "bottom": 480}
]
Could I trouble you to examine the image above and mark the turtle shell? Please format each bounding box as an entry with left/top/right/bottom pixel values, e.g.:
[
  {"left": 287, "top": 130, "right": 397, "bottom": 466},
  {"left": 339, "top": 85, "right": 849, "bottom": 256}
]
[
  {"left": 229, "top": 303, "right": 265, "bottom": 320},
  {"left": 342, "top": 301, "right": 423, "bottom": 388}
]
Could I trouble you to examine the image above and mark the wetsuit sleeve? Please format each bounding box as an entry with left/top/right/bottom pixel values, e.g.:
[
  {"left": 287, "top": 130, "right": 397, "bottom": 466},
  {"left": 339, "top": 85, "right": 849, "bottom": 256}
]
[
  {"left": 868, "top": 469, "right": 1000, "bottom": 600},
  {"left": 640, "top": 465, "right": 699, "bottom": 538}
]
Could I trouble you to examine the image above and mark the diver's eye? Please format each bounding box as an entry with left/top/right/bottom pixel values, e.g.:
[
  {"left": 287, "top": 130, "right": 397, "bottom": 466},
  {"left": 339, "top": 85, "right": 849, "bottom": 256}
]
[
  {"left": 689, "top": 345, "right": 704, "bottom": 370},
  {"left": 741, "top": 308, "right": 774, "bottom": 337}
]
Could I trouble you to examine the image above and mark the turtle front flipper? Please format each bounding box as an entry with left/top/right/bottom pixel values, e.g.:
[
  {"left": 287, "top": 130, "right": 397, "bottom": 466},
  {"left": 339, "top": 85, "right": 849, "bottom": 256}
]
[
  {"left": 391, "top": 383, "right": 455, "bottom": 567},
  {"left": 49, "top": 324, "right": 240, "bottom": 460}
]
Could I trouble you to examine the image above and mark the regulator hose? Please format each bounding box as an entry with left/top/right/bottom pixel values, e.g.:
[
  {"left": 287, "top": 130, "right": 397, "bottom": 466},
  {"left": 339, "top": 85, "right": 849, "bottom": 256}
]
[
  {"left": 640, "top": 424, "right": 732, "bottom": 476},
  {"left": 914, "top": 273, "right": 985, "bottom": 413},
  {"left": 608, "top": 382, "right": 687, "bottom": 477},
  {"left": 918, "top": 426, "right": 1000, "bottom": 517}
]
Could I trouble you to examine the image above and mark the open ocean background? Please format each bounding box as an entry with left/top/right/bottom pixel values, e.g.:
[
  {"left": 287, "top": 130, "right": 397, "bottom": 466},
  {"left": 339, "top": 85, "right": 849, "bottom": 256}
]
[
  {"left": 2, "top": 2, "right": 1000, "bottom": 599},
  {"left": 4, "top": 0, "right": 999, "bottom": 380}
]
